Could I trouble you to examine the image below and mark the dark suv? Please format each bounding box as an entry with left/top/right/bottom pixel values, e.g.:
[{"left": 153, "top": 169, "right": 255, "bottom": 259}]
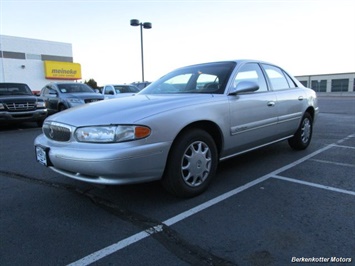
[
  {"left": 40, "top": 82, "right": 104, "bottom": 115},
  {"left": 0, "top": 82, "right": 47, "bottom": 126}
]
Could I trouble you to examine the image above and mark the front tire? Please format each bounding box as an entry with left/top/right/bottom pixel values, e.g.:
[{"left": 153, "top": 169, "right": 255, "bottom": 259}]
[
  {"left": 162, "top": 129, "right": 218, "bottom": 198},
  {"left": 288, "top": 112, "right": 313, "bottom": 150},
  {"left": 59, "top": 104, "right": 67, "bottom": 112}
]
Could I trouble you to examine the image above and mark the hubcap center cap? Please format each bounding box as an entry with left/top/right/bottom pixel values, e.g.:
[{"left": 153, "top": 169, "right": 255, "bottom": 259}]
[{"left": 196, "top": 159, "right": 202, "bottom": 168}]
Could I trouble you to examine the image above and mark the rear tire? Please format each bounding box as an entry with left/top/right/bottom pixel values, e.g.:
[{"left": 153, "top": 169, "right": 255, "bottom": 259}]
[
  {"left": 288, "top": 112, "right": 313, "bottom": 150},
  {"left": 162, "top": 129, "right": 218, "bottom": 198}
]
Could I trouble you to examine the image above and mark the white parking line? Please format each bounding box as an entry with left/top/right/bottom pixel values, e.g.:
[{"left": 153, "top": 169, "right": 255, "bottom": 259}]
[
  {"left": 336, "top": 133, "right": 355, "bottom": 144},
  {"left": 310, "top": 158, "right": 355, "bottom": 168},
  {"left": 68, "top": 175, "right": 271, "bottom": 266},
  {"left": 334, "top": 144, "right": 355, "bottom": 150},
  {"left": 67, "top": 134, "right": 354, "bottom": 266},
  {"left": 67, "top": 231, "right": 150, "bottom": 266},
  {"left": 272, "top": 174, "right": 355, "bottom": 196}
]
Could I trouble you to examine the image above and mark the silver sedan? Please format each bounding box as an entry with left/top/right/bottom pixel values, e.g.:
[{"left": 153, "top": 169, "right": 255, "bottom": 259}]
[{"left": 34, "top": 60, "right": 319, "bottom": 198}]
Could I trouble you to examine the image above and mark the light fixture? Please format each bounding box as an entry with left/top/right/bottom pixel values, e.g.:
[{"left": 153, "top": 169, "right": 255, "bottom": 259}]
[{"left": 130, "top": 19, "right": 152, "bottom": 82}]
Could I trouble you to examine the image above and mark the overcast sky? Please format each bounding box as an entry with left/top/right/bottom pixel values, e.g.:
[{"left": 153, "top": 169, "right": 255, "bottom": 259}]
[{"left": 1, "top": 0, "right": 354, "bottom": 85}]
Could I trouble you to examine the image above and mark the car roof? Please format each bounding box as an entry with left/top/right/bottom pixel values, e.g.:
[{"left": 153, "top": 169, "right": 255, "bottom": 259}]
[
  {"left": 185, "top": 59, "right": 272, "bottom": 67},
  {"left": 50, "top": 82, "right": 85, "bottom": 85},
  {"left": 104, "top": 84, "right": 136, "bottom": 86},
  {"left": 0, "top": 82, "right": 29, "bottom": 86}
]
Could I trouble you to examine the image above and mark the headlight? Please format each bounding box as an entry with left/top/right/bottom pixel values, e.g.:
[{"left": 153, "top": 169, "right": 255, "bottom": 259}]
[
  {"left": 36, "top": 101, "right": 46, "bottom": 108},
  {"left": 75, "top": 125, "right": 151, "bottom": 143},
  {"left": 67, "top": 98, "right": 84, "bottom": 104},
  {"left": 0, "top": 103, "right": 4, "bottom": 110}
]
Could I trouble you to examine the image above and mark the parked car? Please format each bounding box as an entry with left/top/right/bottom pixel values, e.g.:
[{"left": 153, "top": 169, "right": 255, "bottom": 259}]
[
  {"left": 0, "top": 82, "right": 47, "bottom": 126},
  {"left": 34, "top": 60, "right": 319, "bottom": 198},
  {"left": 102, "top": 84, "right": 139, "bottom": 99},
  {"left": 39, "top": 82, "right": 104, "bottom": 115},
  {"left": 131, "top": 81, "right": 151, "bottom": 90}
]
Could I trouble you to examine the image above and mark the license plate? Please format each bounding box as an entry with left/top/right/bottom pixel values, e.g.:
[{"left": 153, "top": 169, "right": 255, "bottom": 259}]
[{"left": 35, "top": 146, "right": 49, "bottom": 166}]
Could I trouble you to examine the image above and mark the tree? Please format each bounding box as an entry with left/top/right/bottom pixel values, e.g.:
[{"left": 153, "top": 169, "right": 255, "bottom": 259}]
[{"left": 85, "top": 79, "right": 98, "bottom": 89}]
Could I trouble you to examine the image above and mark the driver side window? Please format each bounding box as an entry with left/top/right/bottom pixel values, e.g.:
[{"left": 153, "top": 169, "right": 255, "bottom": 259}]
[
  {"left": 234, "top": 63, "right": 268, "bottom": 92},
  {"left": 45, "top": 86, "right": 56, "bottom": 96},
  {"left": 104, "top": 86, "right": 114, "bottom": 95},
  {"left": 198, "top": 74, "right": 219, "bottom": 92},
  {"left": 161, "top": 74, "right": 192, "bottom": 92}
]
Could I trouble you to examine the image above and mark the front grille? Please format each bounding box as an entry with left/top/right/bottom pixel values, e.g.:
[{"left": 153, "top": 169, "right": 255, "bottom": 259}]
[
  {"left": 43, "top": 122, "right": 72, "bottom": 142},
  {"left": 6, "top": 102, "right": 36, "bottom": 111},
  {"left": 85, "top": 99, "right": 101, "bottom": 103}
]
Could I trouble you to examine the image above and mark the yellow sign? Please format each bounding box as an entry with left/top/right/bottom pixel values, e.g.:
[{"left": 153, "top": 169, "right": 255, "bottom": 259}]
[{"left": 44, "top": 61, "right": 82, "bottom": 80}]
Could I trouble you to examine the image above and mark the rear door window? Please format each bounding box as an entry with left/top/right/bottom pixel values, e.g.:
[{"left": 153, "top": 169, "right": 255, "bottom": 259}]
[{"left": 262, "top": 64, "right": 290, "bottom": 91}]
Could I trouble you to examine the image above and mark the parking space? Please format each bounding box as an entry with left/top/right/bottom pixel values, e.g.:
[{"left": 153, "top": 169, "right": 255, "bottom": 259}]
[
  {"left": 1, "top": 96, "right": 354, "bottom": 265},
  {"left": 67, "top": 133, "right": 355, "bottom": 266}
]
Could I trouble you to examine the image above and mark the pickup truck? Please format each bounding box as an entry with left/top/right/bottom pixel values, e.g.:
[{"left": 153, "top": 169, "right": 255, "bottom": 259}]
[
  {"left": 0, "top": 82, "right": 47, "bottom": 126},
  {"left": 102, "top": 84, "right": 139, "bottom": 99}
]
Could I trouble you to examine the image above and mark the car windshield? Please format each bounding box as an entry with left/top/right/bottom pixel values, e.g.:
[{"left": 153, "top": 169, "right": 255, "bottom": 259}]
[
  {"left": 139, "top": 62, "right": 236, "bottom": 95},
  {"left": 57, "top": 83, "right": 94, "bottom": 93},
  {"left": 0, "top": 83, "right": 33, "bottom": 96}
]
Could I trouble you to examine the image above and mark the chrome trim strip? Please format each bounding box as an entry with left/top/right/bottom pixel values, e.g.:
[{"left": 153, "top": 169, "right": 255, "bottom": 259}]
[
  {"left": 220, "top": 135, "right": 293, "bottom": 161},
  {"left": 230, "top": 118, "right": 278, "bottom": 135}
]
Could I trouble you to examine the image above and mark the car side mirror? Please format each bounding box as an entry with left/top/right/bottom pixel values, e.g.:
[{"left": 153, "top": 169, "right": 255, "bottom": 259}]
[{"left": 228, "top": 81, "right": 259, "bottom": 95}]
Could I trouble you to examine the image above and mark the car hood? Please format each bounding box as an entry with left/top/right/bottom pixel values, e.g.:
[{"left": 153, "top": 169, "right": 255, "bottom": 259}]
[
  {"left": 104, "top": 93, "right": 136, "bottom": 99},
  {"left": 63, "top": 93, "right": 103, "bottom": 99},
  {"left": 46, "top": 94, "right": 218, "bottom": 126},
  {"left": 0, "top": 95, "right": 38, "bottom": 102}
]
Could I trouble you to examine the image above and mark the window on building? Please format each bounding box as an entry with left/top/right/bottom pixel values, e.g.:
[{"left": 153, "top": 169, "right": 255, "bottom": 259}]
[
  {"left": 299, "top": 80, "right": 308, "bottom": 87},
  {"left": 2, "top": 51, "right": 26, "bottom": 59},
  {"left": 26, "top": 54, "right": 42, "bottom": 60},
  {"left": 331, "top": 79, "right": 349, "bottom": 92},
  {"left": 311, "top": 80, "right": 327, "bottom": 92}
]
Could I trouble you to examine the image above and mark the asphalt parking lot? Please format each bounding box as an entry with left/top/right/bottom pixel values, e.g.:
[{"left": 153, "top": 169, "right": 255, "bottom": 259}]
[{"left": 0, "top": 96, "right": 354, "bottom": 265}]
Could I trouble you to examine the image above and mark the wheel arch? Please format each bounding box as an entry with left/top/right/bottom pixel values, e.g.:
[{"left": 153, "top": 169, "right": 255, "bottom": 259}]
[
  {"left": 169, "top": 120, "right": 224, "bottom": 158},
  {"left": 58, "top": 102, "right": 67, "bottom": 111},
  {"left": 305, "top": 106, "right": 315, "bottom": 121},
  {"left": 162, "top": 120, "right": 222, "bottom": 197}
]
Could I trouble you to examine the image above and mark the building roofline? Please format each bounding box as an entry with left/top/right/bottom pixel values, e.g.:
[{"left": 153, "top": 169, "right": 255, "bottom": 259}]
[
  {"left": 296, "top": 72, "right": 355, "bottom": 77},
  {"left": 0, "top": 34, "right": 71, "bottom": 46}
]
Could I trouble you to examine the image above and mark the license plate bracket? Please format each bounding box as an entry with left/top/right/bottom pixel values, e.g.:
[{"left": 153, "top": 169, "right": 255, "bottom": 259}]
[{"left": 35, "top": 146, "right": 51, "bottom": 166}]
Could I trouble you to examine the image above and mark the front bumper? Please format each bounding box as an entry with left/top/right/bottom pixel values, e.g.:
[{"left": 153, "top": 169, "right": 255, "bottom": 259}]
[
  {"left": 34, "top": 134, "right": 171, "bottom": 185},
  {"left": 0, "top": 109, "right": 47, "bottom": 122}
]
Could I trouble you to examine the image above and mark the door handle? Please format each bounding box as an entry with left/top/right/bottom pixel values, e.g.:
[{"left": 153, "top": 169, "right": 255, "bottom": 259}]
[
  {"left": 267, "top": 101, "right": 275, "bottom": 107},
  {"left": 298, "top": 96, "right": 304, "bottom": 101}
]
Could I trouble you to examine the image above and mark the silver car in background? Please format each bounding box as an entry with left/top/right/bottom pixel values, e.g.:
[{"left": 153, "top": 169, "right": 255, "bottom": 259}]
[
  {"left": 34, "top": 60, "right": 319, "bottom": 198},
  {"left": 40, "top": 82, "right": 104, "bottom": 115}
]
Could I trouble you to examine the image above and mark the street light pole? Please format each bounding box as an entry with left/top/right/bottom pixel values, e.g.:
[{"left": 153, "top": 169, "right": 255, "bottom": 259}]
[{"left": 130, "top": 19, "right": 152, "bottom": 82}]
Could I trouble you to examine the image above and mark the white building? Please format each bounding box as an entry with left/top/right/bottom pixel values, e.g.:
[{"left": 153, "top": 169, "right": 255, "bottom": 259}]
[
  {"left": 0, "top": 35, "right": 81, "bottom": 92},
  {"left": 296, "top": 73, "right": 355, "bottom": 94}
]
